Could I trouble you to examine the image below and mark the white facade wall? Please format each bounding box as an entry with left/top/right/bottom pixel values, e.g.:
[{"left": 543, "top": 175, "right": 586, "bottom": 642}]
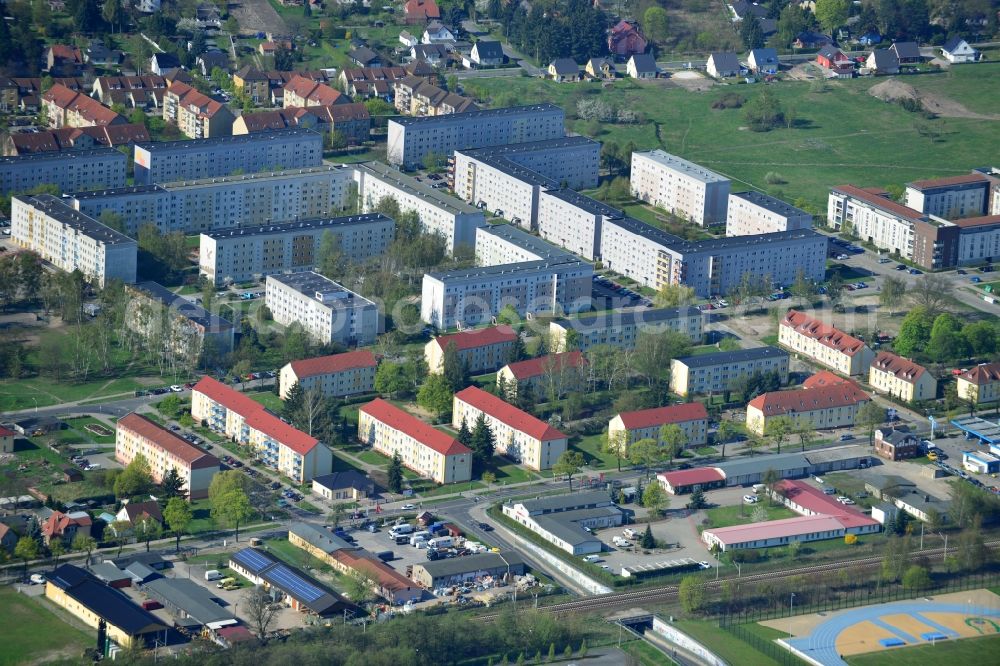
[
  {"left": 599, "top": 218, "right": 672, "bottom": 288},
  {"left": 265, "top": 273, "right": 380, "bottom": 346},
  {"left": 958, "top": 223, "right": 1000, "bottom": 265},
  {"left": 827, "top": 190, "right": 918, "bottom": 259},
  {"left": 278, "top": 364, "right": 376, "bottom": 399},
  {"left": 725, "top": 192, "right": 813, "bottom": 236},
  {"left": 537, "top": 190, "right": 612, "bottom": 259},
  {"left": 905, "top": 184, "right": 987, "bottom": 219},
  {"left": 452, "top": 152, "right": 541, "bottom": 229},
  {"left": 630, "top": 150, "right": 731, "bottom": 226},
  {"left": 0, "top": 149, "right": 126, "bottom": 196}
]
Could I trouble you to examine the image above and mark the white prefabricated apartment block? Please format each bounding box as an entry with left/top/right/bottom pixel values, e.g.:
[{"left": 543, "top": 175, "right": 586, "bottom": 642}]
[
  {"left": 549, "top": 306, "right": 705, "bottom": 352},
  {"left": 726, "top": 191, "right": 813, "bottom": 236},
  {"left": 0, "top": 148, "right": 126, "bottom": 196},
  {"left": 265, "top": 272, "right": 381, "bottom": 347},
  {"left": 537, "top": 188, "right": 623, "bottom": 260},
  {"left": 630, "top": 150, "right": 731, "bottom": 226},
  {"left": 10, "top": 194, "right": 137, "bottom": 287}
]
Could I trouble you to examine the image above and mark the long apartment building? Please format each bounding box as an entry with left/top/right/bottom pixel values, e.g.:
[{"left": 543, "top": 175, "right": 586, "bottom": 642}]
[
  {"left": 725, "top": 191, "right": 812, "bottom": 236},
  {"left": 357, "top": 398, "right": 471, "bottom": 484},
  {"left": 424, "top": 325, "right": 517, "bottom": 374},
  {"left": 191, "top": 376, "right": 332, "bottom": 483},
  {"left": 115, "top": 412, "right": 220, "bottom": 499},
  {"left": 600, "top": 215, "right": 827, "bottom": 298},
  {"left": 451, "top": 136, "right": 600, "bottom": 227},
  {"left": 278, "top": 350, "right": 378, "bottom": 399},
  {"left": 779, "top": 310, "right": 875, "bottom": 376},
  {"left": 133, "top": 128, "right": 323, "bottom": 184},
  {"left": 452, "top": 386, "right": 568, "bottom": 471},
  {"left": 353, "top": 161, "right": 485, "bottom": 252},
  {"left": 198, "top": 213, "right": 394, "bottom": 286},
  {"left": 10, "top": 194, "right": 136, "bottom": 286},
  {"left": 387, "top": 103, "right": 566, "bottom": 168},
  {"left": 868, "top": 351, "right": 937, "bottom": 403},
  {"left": 0, "top": 148, "right": 126, "bottom": 196},
  {"left": 746, "top": 372, "right": 871, "bottom": 435},
  {"left": 421, "top": 224, "right": 591, "bottom": 329},
  {"left": 72, "top": 164, "right": 357, "bottom": 235},
  {"left": 126, "top": 281, "right": 235, "bottom": 356},
  {"left": 904, "top": 173, "right": 991, "bottom": 219},
  {"left": 549, "top": 307, "right": 705, "bottom": 353},
  {"left": 670, "top": 346, "right": 790, "bottom": 397},
  {"left": 608, "top": 402, "right": 709, "bottom": 450},
  {"left": 265, "top": 272, "right": 381, "bottom": 347},
  {"left": 537, "top": 188, "right": 622, "bottom": 259},
  {"left": 630, "top": 150, "right": 731, "bottom": 226}
]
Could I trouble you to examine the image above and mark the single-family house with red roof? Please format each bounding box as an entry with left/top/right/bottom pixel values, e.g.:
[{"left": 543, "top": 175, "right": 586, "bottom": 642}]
[
  {"left": 608, "top": 20, "right": 647, "bottom": 58},
  {"left": 816, "top": 45, "right": 854, "bottom": 78},
  {"left": 404, "top": 0, "right": 440, "bottom": 24},
  {"left": 279, "top": 350, "right": 378, "bottom": 399},
  {"left": 41, "top": 510, "right": 93, "bottom": 545},
  {"left": 0, "top": 426, "right": 15, "bottom": 454}
]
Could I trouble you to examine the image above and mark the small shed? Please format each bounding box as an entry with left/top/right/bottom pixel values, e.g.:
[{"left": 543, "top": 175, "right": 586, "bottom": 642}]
[
  {"left": 89, "top": 562, "right": 132, "bottom": 588},
  {"left": 63, "top": 467, "right": 84, "bottom": 483}
]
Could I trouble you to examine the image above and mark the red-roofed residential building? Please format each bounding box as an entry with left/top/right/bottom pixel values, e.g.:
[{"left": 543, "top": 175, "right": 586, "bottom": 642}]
[
  {"left": 46, "top": 45, "right": 83, "bottom": 75},
  {"left": 41, "top": 510, "right": 92, "bottom": 545},
  {"left": 745, "top": 373, "right": 871, "bottom": 435},
  {"left": 191, "top": 376, "right": 331, "bottom": 483},
  {"left": 232, "top": 103, "right": 371, "bottom": 145},
  {"left": 116, "top": 413, "right": 220, "bottom": 499},
  {"left": 0, "top": 426, "right": 15, "bottom": 454},
  {"left": 3, "top": 124, "right": 150, "bottom": 156},
  {"left": 424, "top": 326, "right": 518, "bottom": 375},
  {"left": 452, "top": 386, "right": 567, "bottom": 471},
  {"left": 607, "top": 20, "right": 647, "bottom": 58},
  {"left": 42, "top": 84, "right": 126, "bottom": 129},
  {"left": 957, "top": 363, "right": 1000, "bottom": 404},
  {"left": 657, "top": 467, "right": 725, "bottom": 495},
  {"left": 279, "top": 350, "right": 378, "bottom": 400},
  {"left": 779, "top": 310, "right": 875, "bottom": 376},
  {"left": 404, "top": 0, "right": 440, "bottom": 24},
  {"left": 868, "top": 351, "right": 937, "bottom": 403},
  {"left": 282, "top": 75, "right": 347, "bottom": 109},
  {"left": 607, "top": 403, "right": 709, "bottom": 452},
  {"left": 496, "top": 351, "right": 587, "bottom": 401},
  {"left": 358, "top": 399, "right": 471, "bottom": 484},
  {"left": 163, "top": 81, "right": 234, "bottom": 139}
]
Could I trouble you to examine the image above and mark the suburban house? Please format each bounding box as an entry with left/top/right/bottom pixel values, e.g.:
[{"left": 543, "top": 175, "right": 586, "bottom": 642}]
[
  {"left": 585, "top": 57, "right": 615, "bottom": 80},
  {"left": 745, "top": 372, "right": 871, "bottom": 435},
  {"left": 816, "top": 45, "right": 854, "bottom": 77},
  {"left": 411, "top": 43, "right": 448, "bottom": 65},
  {"left": 873, "top": 426, "right": 919, "bottom": 461},
  {"left": 424, "top": 326, "right": 518, "bottom": 375},
  {"left": 404, "top": 0, "right": 440, "bottom": 24},
  {"left": 196, "top": 51, "right": 230, "bottom": 77},
  {"left": 452, "top": 386, "right": 568, "bottom": 471},
  {"left": 42, "top": 84, "right": 125, "bottom": 129},
  {"left": 793, "top": 31, "right": 833, "bottom": 49},
  {"left": 149, "top": 52, "right": 181, "bottom": 76},
  {"left": 45, "top": 45, "right": 83, "bottom": 75},
  {"left": 858, "top": 31, "right": 882, "bottom": 46},
  {"left": 0, "top": 522, "right": 19, "bottom": 552},
  {"left": 607, "top": 20, "right": 647, "bottom": 58},
  {"left": 311, "top": 471, "right": 375, "bottom": 503},
  {"left": 957, "top": 363, "right": 1000, "bottom": 403},
  {"left": 548, "top": 58, "right": 579, "bottom": 82},
  {"left": 747, "top": 47, "right": 779, "bottom": 74},
  {"left": 941, "top": 37, "right": 977, "bottom": 63},
  {"left": 163, "top": 81, "right": 234, "bottom": 138},
  {"left": 115, "top": 500, "right": 164, "bottom": 528},
  {"left": 348, "top": 47, "right": 384, "bottom": 68},
  {"left": 399, "top": 31, "right": 419, "bottom": 48},
  {"left": 865, "top": 49, "right": 900, "bottom": 75},
  {"left": 282, "top": 75, "right": 347, "bottom": 108},
  {"left": 778, "top": 310, "right": 875, "bottom": 376},
  {"left": 41, "top": 510, "right": 92, "bottom": 545},
  {"left": 422, "top": 21, "right": 455, "bottom": 45},
  {"left": 867, "top": 351, "right": 937, "bottom": 403},
  {"left": 232, "top": 66, "right": 270, "bottom": 104},
  {"left": 706, "top": 52, "right": 740, "bottom": 78},
  {"left": 626, "top": 53, "right": 657, "bottom": 79},
  {"left": 496, "top": 351, "right": 588, "bottom": 400},
  {"left": 607, "top": 402, "right": 709, "bottom": 450},
  {"left": 889, "top": 41, "right": 922, "bottom": 64},
  {"left": 259, "top": 40, "right": 292, "bottom": 56},
  {"left": 279, "top": 350, "right": 378, "bottom": 400},
  {"left": 468, "top": 40, "right": 505, "bottom": 68}
]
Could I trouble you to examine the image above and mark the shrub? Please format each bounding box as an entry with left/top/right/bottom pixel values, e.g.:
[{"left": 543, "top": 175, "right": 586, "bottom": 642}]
[
  {"left": 764, "top": 171, "right": 787, "bottom": 185},
  {"left": 711, "top": 92, "right": 746, "bottom": 109}
]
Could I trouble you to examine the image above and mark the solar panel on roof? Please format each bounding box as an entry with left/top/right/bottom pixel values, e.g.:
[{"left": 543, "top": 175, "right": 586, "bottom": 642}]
[
  {"left": 266, "top": 564, "right": 323, "bottom": 602},
  {"left": 233, "top": 548, "right": 273, "bottom": 572}
]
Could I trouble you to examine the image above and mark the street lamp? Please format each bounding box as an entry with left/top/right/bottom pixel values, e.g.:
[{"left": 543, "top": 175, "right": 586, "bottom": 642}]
[{"left": 789, "top": 592, "right": 796, "bottom": 637}]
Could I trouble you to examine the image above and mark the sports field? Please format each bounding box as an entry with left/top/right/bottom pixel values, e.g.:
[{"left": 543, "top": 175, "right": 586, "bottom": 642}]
[{"left": 845, "top": 633, "right": 1000, "bottom": 664}]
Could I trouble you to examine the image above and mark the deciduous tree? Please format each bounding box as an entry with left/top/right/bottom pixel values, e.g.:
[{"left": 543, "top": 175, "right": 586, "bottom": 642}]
[
  {"left": 164, "top": 497, "right": 193, "bottom": 552},
  {"left": 642, "top": 482, "right": 669, "bottom": 517},
  {"left": 244, "top": 585, "right": 280, "bottom": 643},
  {"left": 417, "top": 373, "right": 454, "bottom": 422},
  {"left": 814, "top": 0, "right": 849, "bottom": 33},
  {"left": 552, "top": 451, "right": 585, "bottom": 490},
  {"left": 879, "top": 276, "right": 906, "bottom": 316},
  {"left": 679, "top": 576, "right": 705, "bottom": 613}
]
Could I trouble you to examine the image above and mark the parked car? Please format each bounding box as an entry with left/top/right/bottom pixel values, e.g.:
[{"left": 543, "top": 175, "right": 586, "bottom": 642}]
[
  {"left": 743, "top": 494, "right": 758, "bottom": 504},
  {"left": 400, "top": 503, "right": 416, "bottom": 510}
]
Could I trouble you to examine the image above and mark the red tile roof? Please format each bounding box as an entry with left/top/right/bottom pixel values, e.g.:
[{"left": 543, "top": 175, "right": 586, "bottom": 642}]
[
  {"left": 432, "top": 325, "right": 517, "bottom": 352},
  {"left": 658, "top": 467, "right": 725, "bottom": 489},
  {"left": 117, "top": 412, "right": 220, "bottom": 469},
  {"left": 960, "top": 363, "right": 1000, "bottom": 386},
  {"left": 359, "top": 399, "right": 470, "bottom": 456},
  {"left": 404, "top": 0, "right": 440, "bottom": 20},
  {"left": 289, "top": 350, "right": 377, "bottom": 379},
  {"left": 705, "top": 513, "right": 874, "bottom": 544},
  {"left": 0, "top": 426, "right": 16, "bottom": 437},
  {"left": 192, "top": 376, "right": 318, "bottom": 455},
  {"left": 332, "top": 550, "right": 417, "bottom": 593},
  {"left": 782, "top": 310, "right": 870, "bottom": 357},
  {"left": 870, "top": 351, "right": 927, "bottom": 384},
  {"left": 950, "top": 214, "right": 1000, "bottom": 229},
  {"left": 503, "top": 351, "right": 587, "bottom": 381},
  {"left": 42, "top": 510, "right": 92, "bottom": 538},
  {"left": 283, "top": 75, "right": 345, "bottom": 106},
  {"left": 43, "top": 84, "right": 124, "bottom": 126},
  {"left": 801, "top": 370, "right": 851, "bottom": 389},
  {"left": 49, "top": 45, "right": 83, "bottom": 64},
  {"left": 617, "top": 402, "right": 709, "bottom": 430},
  {"left": 832, "top": 184, "right": 926, "bottom": 222},
  {"left": 773, "top": 479, "right": 878, "bottom": 529},
  {"left": 168, "top": 81, "right": 228, "bottom": 119},
  {"left": 747, "top": 380, "right": 870, "bottom": 416},
  {"left": 454, "top": 386, "right": 566, "bottom": 441},
  {"left": 908, "top": 173, "right": 989, "bottom": 190}
]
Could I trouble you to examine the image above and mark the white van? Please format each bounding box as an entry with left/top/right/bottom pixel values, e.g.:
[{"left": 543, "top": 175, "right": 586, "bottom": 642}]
[
  {"left": 409, "top": 530, "right": 430, "bottom": 545},
  {"left": 622, "top": 528, "right": 638, "bottom": 539},
  {"left": 411, "top": 536, "right": 428, "bottom": 549},
  {"left": 390, "top": 524, "right": 414, "bottom": 539},
  {"left": 428, "top": 536, "right": 453, "bottom": 549},
  {"left": 752, "top": 484, "right": 767, "bottom": 494},
  {"left": 612, "top": 536, "right": 630, "bottom": 548},
  {"left": 581, "top": 554, "right": 601, "bottom": 563},
  {"left": 205, "top": 570, "right": 224, "bottom": 581}
]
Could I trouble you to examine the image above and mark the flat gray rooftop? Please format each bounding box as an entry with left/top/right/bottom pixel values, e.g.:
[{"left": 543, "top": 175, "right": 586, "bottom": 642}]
[
  {"left": 542, "top": 188, "right": 623, "bottom": 218},
  {"left": 0, "top": 147, "right": 125, "bottom": 166},
  {"left": 357, "top": 161, "right": 480, "bottom": 215},
  {"left": 674, "top": 345, "right": 789, "bottom": 369},
  {"left": 477, "top": 224, "right": 574, "bottom": 260},
  {"left": 135, "top": 128, "right": 320, "bottom": 151},
  {"left": 204, "top": 214, "right": 391, "bottom": 240},
  {"left": 556, "top": 306, "right": 702, "bottom": 331},
  {"left": 18, "top": 194, "right": 134, "bottom": 245},
  {"left": 635, "top": 149, "right": 729, "bottom": 184},
  {"left": 390, "top": 103, "right": 562, "bottom": 127},
  {"left": 731, "top": 190, "right": 810, "bottom": 217},
  {"left": 133, "top": 281, "right": 233, "bottom": 332},
  {"left": 426, "top": 257, "right": 587, "bottom": 281}
]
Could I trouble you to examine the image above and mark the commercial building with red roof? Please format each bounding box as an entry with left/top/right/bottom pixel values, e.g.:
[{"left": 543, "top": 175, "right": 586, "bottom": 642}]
[
  {"left": 957, "top": 363, "right": 1000, "bottom": 404},
  {"left": 497, "top": 351, "right": 587, "bottom": 400},
  {"left": 607, "top": 402, "right": 709, "bottom": 451},
  {"left": 116, "top": 413, "right": 220, "bottom": 499},
  {"left": 279, "top": 350, "right": 378, "bottom": 400},
  {"left": 452, "top": 386, "right": 567, "bottom": 471},
  {"left": 191, "top": 376, "right": 331, "bottom": 483},
  {"left": 657, "top": 467, "right": 725, "bottom": 495},
  {"left": 358, "top": 398, "right": 471, "bottom": 484},
  {"left": 779, "top": 310, "right": 875, "bottom": 376},
  {"left": 868, "top": 351, "right": 937, "bottom": 403},
  {"left": 42, "top": 84, "right": 126, "bottom": 129},
  {"left": 164, "top": 81, "right": 234, "bottom": 138},
  {"left": 424, "top": 325, "right": 518, "bottom": 375},
  {"left": 745, "top": 373, "right": 871, "bottom": 435}
]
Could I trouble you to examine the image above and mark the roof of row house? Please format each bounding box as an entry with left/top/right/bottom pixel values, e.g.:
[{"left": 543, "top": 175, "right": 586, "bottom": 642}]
[
  {"left": 341, "top": 66, "right": 408, "bottom": 82},
  {"left": 289, "top": 350, "right": 378, "bottom": 379},
  {"left": 360, "top": 398, "right": 471, "bottom": 456},
  {"left": 96, "top": 75, "right": 167, "bottom": 92},
  {"left": 42, "top": 84, "right": 124, "bottom": 126},
  {"left": 502, "top": 351, "right": 586, "bottom": 381},
  {"left": 781, "top": 310, "right": 870, "bottom": 357},
  {"left": 960, "top": 363, "right": 1000, "bottom": 385},
  {"left": 616, "top": 402, "right": 709, "bottom": 430},
  {"left": 870, "top": 351, "right": 929, "bottom": 384},
  {"left": 748, "top": 377, "right": 870, "bottom": 415},
  {"left": 6, "top": 124, "right": 149, "bottom": 153},
  {"left": 49, "top": 564, "right": 166, "bottom": 634},
  {"left": 396, "top": 76, "right": 478, "bottom": 112},
  {"left": 831, "top": 184, "right": 927, "bottom": 222},
  {"left": 167, "top": 81, "right": 229, "bottom": 119},
  {"left": 431, "top": 325, "right": 517, "bottom": 352},
  {"left": 454, "top": 386, "right": 566, "bottom": 441},
  {"left": 238, "top": 103, "right": 370, "bottom": 132},
  {"left": 283, "top": 75, "right": 345, "bottom": 105},
  {"left": 907, "top": 172, "right": 990, "bottom": 191},
  {"left": 117, "top": 412, "right": 220, "bottom": 469}
]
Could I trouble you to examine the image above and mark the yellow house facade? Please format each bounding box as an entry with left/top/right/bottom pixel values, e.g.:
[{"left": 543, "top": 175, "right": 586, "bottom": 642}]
[
  {"left": 868, "top": 351, "right": 937, "bottom": 403},
  {"left": 779, "top": 310, "right": 875, "bottom": 376},
  {"left": 957, "top": 363, "right": 1000, "bottom": 403}
]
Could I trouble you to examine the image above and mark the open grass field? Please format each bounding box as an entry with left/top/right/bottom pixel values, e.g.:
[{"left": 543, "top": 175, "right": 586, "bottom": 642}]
[
  {"left": 463, "top": 64, "right": 1000, "bottom": 211},
  {"left": 673, "top": 619, "right": 797, "bottom": 666},
  {"left": 845, "top": 634, "right": 1000, "bottom": 665},
  {"left": 0, "top": 587, "right": 94, "bottom": 666},
  {"left": 703, "top": 503, "right": 798, "bottom": 529}
]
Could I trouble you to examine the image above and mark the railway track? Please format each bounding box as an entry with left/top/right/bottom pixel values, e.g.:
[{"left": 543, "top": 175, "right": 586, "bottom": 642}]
[{"left": 477, "top": 540, "right": 998, "bottom": 622}]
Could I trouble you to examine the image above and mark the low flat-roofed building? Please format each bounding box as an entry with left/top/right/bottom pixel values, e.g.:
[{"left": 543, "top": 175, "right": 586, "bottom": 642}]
[
  {"left": 425, "top": 325, "right": 517, "bottom": 375},
  {"left": 963, "top": 450, "right": 1000, "bottom": 475},
  {"left": 497, "top": 351, "right": 587, "bottom": 401},
  {"left": 726, "top": 191, "right": 812, "bottom": 236},
  {"left": 265, "top": 272, "right": 381, "bottom": 347},
  {"left": 549, "top": 307, "right": 704, "bottom": 353},
  {"left": 713, "top": 452, "right": 811, "bottom": 487},
  {"left": 657, "top": 467, "right": 725, "bottom": 495},
  {"left": 779, "top": 310, "right": 875, "bottom": 376},
  {"left": 127, "top": 281, "right": 235, "bottom": 356},
  {"left": 502, "top": 491, "right": 623, "bottom": 555},
  {"left": 288, "top": 522, "right": 358, "bottom": 560},
  {"left": 279, "top": 350, "right": 378, "bottom": 400},
  {"left": 89, "top": 562, "right": 132, "bottom": 588},
  {"left": 874, "top": 426, "right": 920, "bottom": 461},
  {"left": 116, "top": 412, "right": 220, "bottom": 499},
  {"left": 144, "top": 577, "right": 237, "bottom": 628},
  {"left": 411, "top": 551, "right": 526, "bottom": 589},
  {"left": 608, "top": 402, "right": 709, "bottom": 451},
  {"left": 746, "top": 372, "right": 871, "bottom": 435},
  {"left": 702, "top": 511, "right": 878, "bottom": 552},
  {"left": 670, "top": 346, "right": 789, "bottom": 397},
  {"left": 868, "top": 351, "right": 937, "bottom": 403},
  {"left": 229, "top": 547, "right": 355, "bottom": 616}
]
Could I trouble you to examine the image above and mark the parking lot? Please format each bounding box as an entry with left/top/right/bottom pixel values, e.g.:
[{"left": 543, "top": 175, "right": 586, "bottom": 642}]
[
  {"left": 345, "top": 522, "right": 435, "bottom": 590},
  {"left": 591, "top": 275, "right": 650, "bottom": 310}
]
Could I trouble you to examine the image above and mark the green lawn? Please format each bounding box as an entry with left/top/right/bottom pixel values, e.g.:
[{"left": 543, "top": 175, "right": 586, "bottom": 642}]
[
  {"left": 702, "top": 503, "right": 797, "bottom": 529},
  {"left": 621, "top": 639, "right": 678, "bottom": 666},
  {"left": 572, "top": 433, "right": 621, "bottom": 470},
  {"left": 0, "top": 374, "right": 153, "bottom": 411},
  {"left": 463, "top": 64, "right": 1000, "bottom": 211},
  {"left": 248, "top": 389, "right": 284, "bottom": 412},
  {"left": 846, "top": 634, "right": 1000, "bottom": 665},
  {"left": 673, "top": 619, "right": 799, "bottom": 666},
  {"left": 64, "top": 416, "right": 116, "bottom": 444},
  {"left": 0, "top": 587, "right": 94, "bottom": 666}
]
